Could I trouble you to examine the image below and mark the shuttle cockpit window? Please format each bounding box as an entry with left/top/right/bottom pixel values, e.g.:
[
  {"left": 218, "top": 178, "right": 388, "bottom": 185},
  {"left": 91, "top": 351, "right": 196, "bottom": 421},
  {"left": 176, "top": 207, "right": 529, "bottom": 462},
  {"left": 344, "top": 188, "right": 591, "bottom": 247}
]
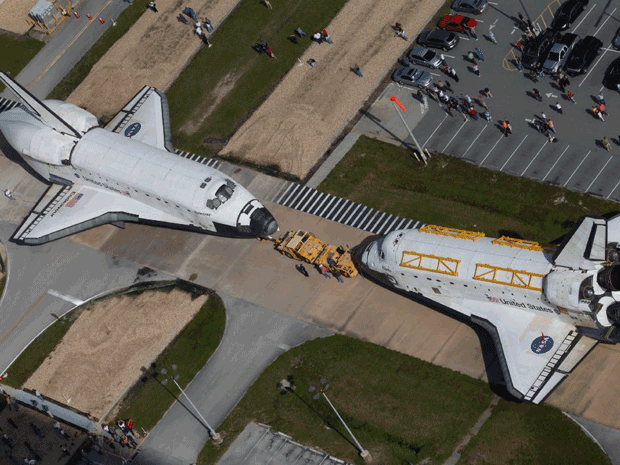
[{"left": 206, "top": 179, "right": 236, "bottom": 210}]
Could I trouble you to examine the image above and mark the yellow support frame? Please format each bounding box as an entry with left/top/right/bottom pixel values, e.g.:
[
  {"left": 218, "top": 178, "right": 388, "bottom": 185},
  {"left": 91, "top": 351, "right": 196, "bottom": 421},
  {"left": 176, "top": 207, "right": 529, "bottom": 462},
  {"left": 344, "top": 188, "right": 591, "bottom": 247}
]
[
  {"left": 492, "top": 236, "right": 543, "bottom": 251},
  {"left": 420, "top": 225, "right": 485, "bottom": 241},
  {"left": 474, "top": 263, "right": 544, "bottom": 291},
  {"left": 401, "top": 251, "right": 460, "bottom": 276}
]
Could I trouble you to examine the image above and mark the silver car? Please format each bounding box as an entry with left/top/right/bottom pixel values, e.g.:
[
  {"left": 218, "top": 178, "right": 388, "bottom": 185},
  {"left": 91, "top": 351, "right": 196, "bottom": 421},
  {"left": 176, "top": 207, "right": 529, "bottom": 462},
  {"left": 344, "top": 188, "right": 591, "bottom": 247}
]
[
  {"left": 408, "top": 46, "right": 443, "bottom": 69},
  {"left": 452, "top": 0, "right": 488, "bottom": 15},
  {"left": 542, "top": 44, "right": 569, "bottom": 73},
  {"left": 392, "top": 67, "right": 433, "bottom": 88}
]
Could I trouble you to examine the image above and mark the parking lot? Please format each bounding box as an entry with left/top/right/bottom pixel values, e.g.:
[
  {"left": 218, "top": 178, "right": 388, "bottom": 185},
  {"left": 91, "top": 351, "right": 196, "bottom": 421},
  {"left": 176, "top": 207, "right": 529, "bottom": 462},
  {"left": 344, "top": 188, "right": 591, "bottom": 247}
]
[{"left": 360, "top": 0, "right": 620, "bottom": 201}]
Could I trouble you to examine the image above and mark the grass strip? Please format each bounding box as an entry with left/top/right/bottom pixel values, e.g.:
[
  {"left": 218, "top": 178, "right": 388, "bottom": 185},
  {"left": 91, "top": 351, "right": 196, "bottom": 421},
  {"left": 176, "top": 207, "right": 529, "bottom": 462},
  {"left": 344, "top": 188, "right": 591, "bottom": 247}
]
[
  {"left": 199, "top": 335, "right": 494, "bottom": 464},
  {"left": 457, "top": 399, "right": 612, "bottom": 465},
  {"left": 112, "top": 292, "right": 225, "bottom": 431},
  {"left": 47, "top": 0, "right": 149, "bottom": 101},
  {"left": 167, "top": 0, "right": 349, "bottom": 155},
  {"left": 318, "top": 135, "right": 619, "bottom": 243},
  {"left": 0, "top": 32, "right": 45, "bottom": 92},
  {"left": 4, "top": 311, "right": 79, "bottom": 388}
]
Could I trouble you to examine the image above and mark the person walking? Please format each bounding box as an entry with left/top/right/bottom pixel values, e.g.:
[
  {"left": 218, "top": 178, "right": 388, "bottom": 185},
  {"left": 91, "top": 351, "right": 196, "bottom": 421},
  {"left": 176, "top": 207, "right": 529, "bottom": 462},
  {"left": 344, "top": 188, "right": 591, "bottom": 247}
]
[
  {"left": 148, "top": 1, "right": 157, "bottom": 12},
  {"left": 4, "top": 189, "right": 15, "bottom": 200},
  {"left": 554, "top": 102, "right": 562, "bottom": 113},
  {"left": 603, "top": 137, "right": 612, "bottom": 151},
  {"left": 559, "top": 75, "right": 570, "bottom": 92},
  {"left": 547, "top": 119, "right": 556, "bottom": 134},
  {"left": 532, "top": 88, "right": 542, "bottom": 101},
  {"left": 472, "top": 61, "right": 481, "bottom": 77},
  {"left": 446, "top": 66, "right": 459, "bottom": 82},
  {"left": 353, "top": 65, "right": 363, "bottom": 77},
  {"left": 502, "top": 120, "right": 512, "bottom": 137},
  {"left": 597, "top": 91, "right": 605, "bottom": 105},
  {"left": 481, "top": 87, "right": 492, "bottom": 98},
  {"left": 592, "top": 105, "right": 604, "bottom": 121},
  {"left": 567, "top": 90, "right": 576, "bottom": 104},
  {"left": 296, "top": 264, "right": 309, "bottom": 277},
  {"left": 515, "top": 56, "right": 523, "bottom": 72},
  {"left": 599, "top": 103, "right": 607, "bottom": 116},
  {"left": 487, "top": 30, "right": 497, "bottom": 44},
  {"left": 262, "top": 0, "right": 272, "bottom": 9},
  {"left": 467, "top": 50, "right": 475, "bottom": 62}
]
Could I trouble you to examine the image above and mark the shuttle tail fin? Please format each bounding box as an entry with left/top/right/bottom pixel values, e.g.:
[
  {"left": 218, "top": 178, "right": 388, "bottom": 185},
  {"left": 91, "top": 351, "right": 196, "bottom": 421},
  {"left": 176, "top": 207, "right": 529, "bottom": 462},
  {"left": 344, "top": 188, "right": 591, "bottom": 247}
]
[{"left": 0, "top": 71, "right": 81, "bottom": 139}]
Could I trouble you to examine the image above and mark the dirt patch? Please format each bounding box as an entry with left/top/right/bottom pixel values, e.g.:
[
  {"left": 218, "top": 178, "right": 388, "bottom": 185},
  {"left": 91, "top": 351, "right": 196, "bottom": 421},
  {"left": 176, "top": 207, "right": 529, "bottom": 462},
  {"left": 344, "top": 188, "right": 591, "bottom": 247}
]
[
  {"left": 179, "top": 71, "right": 243, "bottom": 135},
  {"left": 221, "top": 0, "right": 444, "bottom": 178},
  {"left": 67, "top": 0, "right": 241, "bottom": 121},
  {"left": 0, "top": 0, "right": 40, "bottom": 35},
  {"left": 23, "top": 288, "right": 208, "bottom": 419}
]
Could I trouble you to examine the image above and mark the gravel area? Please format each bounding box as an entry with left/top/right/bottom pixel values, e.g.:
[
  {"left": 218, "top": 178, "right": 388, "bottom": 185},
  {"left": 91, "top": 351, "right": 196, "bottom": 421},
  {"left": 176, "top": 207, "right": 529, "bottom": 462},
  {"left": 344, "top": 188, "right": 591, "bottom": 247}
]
[
  {"left": 68, "top": 0, "right": 240, "bottom": 121},
  {"left": 0, "top": 0, "right": 39, "bottom": 35},
  {"left": 220, "top": 0, "right": 444, "bottom": 178},
  {"left": 23, "top": 289, "right": 208, "bottom": 419}
]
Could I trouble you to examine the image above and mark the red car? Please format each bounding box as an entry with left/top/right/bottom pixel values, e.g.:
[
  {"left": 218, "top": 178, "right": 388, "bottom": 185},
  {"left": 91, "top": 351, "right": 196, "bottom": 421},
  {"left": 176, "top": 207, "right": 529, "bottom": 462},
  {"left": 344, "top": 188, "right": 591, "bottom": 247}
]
[{"left": 437, "top": 14, "right": 478, "bottom": 33}]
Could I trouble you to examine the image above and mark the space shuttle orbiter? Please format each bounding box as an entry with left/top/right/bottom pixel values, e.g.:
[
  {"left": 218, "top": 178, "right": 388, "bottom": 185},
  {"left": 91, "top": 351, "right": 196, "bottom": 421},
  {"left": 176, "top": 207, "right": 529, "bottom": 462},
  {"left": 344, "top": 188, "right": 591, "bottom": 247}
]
[
  {"left": 0, "top": 71, "right": 278, "bottom": 244},
  {"left": 359, "top": 217, "right": 620, "bottom": 403}
]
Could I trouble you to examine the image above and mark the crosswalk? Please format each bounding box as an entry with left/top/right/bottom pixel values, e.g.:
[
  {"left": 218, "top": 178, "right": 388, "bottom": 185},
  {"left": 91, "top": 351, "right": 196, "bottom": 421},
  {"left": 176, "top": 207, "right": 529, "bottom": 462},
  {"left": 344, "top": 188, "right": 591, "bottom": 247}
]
[
  {"left": 174, "top": 150, "right": 220, "bottom": 169},
  {"left": 270, "top": 181, "right": 421, "bottom": 235},
  {"left": 0, "top": 97, "right": 19, "bottom": 113}
]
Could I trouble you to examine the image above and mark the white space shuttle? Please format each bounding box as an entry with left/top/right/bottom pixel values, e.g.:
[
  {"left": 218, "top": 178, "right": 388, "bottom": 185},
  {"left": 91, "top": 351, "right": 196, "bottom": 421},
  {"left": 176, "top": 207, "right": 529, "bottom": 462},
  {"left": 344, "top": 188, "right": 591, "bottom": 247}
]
[
  {"left": 0, "top": 71, "right": 278, "bottom": 244},
  {"left": 359, "top": 217, "right": 620, "bottom": 403}
]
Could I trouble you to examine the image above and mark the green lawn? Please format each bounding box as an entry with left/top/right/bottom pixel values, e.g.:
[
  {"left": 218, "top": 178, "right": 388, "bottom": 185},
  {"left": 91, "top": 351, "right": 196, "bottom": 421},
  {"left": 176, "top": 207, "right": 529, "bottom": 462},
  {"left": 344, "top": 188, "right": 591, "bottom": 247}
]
[
  {"left": 456, "top": 400, "right": 612, "bottom": 465},
  {"left": 0, "top": 32, "right": 44, "bottom": 91},
  {"left": 167, "top": 0, "right": 349, "bottom": 156},
  {"left": 318, "top": 135, "right": 618, "bottom": 243},
  {"left": 112, "top": 292, "right": 225, "bottom": 432},
  {"left": 198, "top": 335, "right": 608, "bottom": 465},
  {"left": 47, "top": 0, "right": 150, "bottom": 101}
]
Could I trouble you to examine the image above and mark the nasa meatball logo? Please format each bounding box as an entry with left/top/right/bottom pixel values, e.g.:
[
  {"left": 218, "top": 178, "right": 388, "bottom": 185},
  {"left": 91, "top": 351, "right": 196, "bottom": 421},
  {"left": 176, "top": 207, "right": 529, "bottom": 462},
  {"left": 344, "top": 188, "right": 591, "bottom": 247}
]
[
  {"left": 530, "top": 335, "right": 554, "bottom": 354},
  {"left": 124, "top": 122, "right": 141, "bottom": 138}
]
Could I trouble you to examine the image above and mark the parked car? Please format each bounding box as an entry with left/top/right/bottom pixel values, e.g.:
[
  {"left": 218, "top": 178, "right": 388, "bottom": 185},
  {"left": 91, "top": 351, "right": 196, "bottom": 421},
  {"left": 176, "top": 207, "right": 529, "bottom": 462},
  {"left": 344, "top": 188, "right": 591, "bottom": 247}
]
[
  {"left": 417, "top": 29, "right": 460, "bottom": 51},
  {"left": 451, "top": 0, "right": 488, "bottom": 15},
  {"left": 407, "top": 46, "right": 443, "bottom": 69},
  {"left": 437, "top": 15, "right": 478, "bottom": 34},
  {"left": 564, "top": 35, "right": 603, "bottom": 75},
  {"left": 551, "top": 0, "right": 589, "bottom": 31},
  {"left": 392, "top": 67, "right": 433, "bottom": 88},
  {"left": 612, "top": 27, "right": 620, "bottom": 50},
  {"left": 522, "top": 29, "right": 559, "bottom": 70},
  {"left": 603, "top": 57, "right": 620, "bottom": 90},
  {"left": 541, "top": 33, "right": 579, "bottom": 73}
]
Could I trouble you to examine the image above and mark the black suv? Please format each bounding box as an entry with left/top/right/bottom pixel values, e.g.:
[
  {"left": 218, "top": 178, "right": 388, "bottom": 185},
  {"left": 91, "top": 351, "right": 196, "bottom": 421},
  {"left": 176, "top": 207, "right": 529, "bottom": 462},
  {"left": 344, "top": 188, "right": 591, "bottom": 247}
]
[
  {"left": 551, "top": 0, "right": 589, "bottom": 31},
  {"left": 522, "top": 29, "right": 559, "bottom": 70},
  {"left": 417, "top": 29, "right": 460, "bottom": 51},
  {"left": 564, "top": 35, "right": 602, "bottom": 75}
]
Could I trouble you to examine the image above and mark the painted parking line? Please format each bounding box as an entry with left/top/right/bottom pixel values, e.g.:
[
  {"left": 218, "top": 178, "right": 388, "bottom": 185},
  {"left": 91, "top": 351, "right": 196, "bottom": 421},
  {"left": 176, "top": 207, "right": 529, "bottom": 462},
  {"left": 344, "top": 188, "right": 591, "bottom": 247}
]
[
  {"left": 564, "top": 150, "right": 591, "bottom": 187},
  {"left": 521, "top": 140, "right": 548, "bottom": 176},
  {"left": 442, "top": 119, "right": 468, "bottom": 153},
  {"left": 480, "top": 134, "right": 504, "bottom": 166},
  {"left": 571, "top": 3, "right": 597, "bottom": 34},
  {"left": 579, "top": 7, "right": 616, "bottom": 87},
  {"left": 593, "top": 7, "right": 616, "bottom": 37},
  {"left": 500, "top": 135, "right": 528, "bottom": 171},
  {"left": 586, "top": 155, "right": 613, "bottom": 192},
  {"left": 607, "top": 178, "right": 620, "bottom": 199},
  {"left": 462, "top": 125, "right": 488, "bottom": 158},
  {"left": 423, "top": 114, "right": 448, "bottom": 146},
  {"left": 542, "top": 145, "right": 570, "bottom": 181}
]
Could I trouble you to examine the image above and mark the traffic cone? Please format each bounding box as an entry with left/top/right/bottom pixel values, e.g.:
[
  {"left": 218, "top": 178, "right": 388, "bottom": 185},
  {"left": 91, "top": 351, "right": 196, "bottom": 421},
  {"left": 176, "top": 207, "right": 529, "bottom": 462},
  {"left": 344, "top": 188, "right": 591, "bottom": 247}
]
[
  {"left": 74, "top": 11, "right": 80, "bottom": 18},
  {"left": 99, "top": 17, "right": 104, "bottom": 24}
]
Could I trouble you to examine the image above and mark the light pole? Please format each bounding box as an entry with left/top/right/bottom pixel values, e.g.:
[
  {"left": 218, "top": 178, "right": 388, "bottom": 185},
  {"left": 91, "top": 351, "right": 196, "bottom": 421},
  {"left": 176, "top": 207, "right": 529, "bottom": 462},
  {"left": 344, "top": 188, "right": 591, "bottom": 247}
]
[
  {"left": 389, "top": 95, "right": 428, "bottom": 165},
  {"left": 311, "top": 377, "right": 372, "bottom": 463},
  {"left": 160, "top": 366, "right": 222, "bottom": 445}
]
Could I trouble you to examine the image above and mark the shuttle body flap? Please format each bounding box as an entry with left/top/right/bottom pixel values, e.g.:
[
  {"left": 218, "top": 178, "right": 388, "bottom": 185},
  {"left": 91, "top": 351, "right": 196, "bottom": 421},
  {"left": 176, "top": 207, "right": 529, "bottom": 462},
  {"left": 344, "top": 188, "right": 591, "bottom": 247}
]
[
  {"left": 13, "top": 183, "right": 189, "bottom": 244},
  {"left": 104, "top": 86, "right": 174, "bottom": 152}
]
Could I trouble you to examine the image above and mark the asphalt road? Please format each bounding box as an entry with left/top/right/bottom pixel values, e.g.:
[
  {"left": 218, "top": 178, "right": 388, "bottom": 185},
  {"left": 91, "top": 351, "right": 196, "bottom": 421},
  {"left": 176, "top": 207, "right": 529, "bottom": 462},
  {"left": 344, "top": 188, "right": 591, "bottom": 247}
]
[
  {"left": 0, "top": 0, "right": 130, "bottom": 99},
  {"left": 365, "top": 0, "right": 620, "bottom": 200}
]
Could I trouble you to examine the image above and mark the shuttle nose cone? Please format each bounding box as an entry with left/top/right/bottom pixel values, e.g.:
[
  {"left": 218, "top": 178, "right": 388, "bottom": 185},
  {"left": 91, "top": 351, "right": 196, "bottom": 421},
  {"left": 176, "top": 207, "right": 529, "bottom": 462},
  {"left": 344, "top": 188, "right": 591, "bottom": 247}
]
[{"left": 250, "top": 207, "right": 279, "bottom": 237}]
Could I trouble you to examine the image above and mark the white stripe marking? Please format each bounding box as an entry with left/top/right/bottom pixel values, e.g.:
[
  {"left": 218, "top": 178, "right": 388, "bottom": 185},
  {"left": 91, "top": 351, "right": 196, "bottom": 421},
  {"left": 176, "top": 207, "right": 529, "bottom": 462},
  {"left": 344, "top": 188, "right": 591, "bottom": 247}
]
[
  {"left": 542, "top": 145, "right": 570, "bottom": 181},
  {"left": 47, "top": 290, "right": 84, "bottom": 306},
  {"left": 521, "top": 140, "right": 547, "bottom": 176},
  {"left": 564, "top": 150, "right": 591, "bottom": 187},
  {"left": 501, "top": 135, "right": 528, "bottom": 171},
  {"left": 586, "top": 155, "right": 613, "bottom": 192}
]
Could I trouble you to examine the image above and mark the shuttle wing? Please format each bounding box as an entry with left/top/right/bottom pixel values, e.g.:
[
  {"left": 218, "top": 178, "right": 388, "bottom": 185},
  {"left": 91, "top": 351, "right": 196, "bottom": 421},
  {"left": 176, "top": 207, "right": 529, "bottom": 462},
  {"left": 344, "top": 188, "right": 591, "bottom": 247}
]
[
  {"left": 452, "top": 298, "right": 597, "bottom": 404},
  {"left": 12, "top": 183, "right": 190, "bottom": 245},
  {"left": 105, "top": 86, "right": 175, "bottom": 153}
]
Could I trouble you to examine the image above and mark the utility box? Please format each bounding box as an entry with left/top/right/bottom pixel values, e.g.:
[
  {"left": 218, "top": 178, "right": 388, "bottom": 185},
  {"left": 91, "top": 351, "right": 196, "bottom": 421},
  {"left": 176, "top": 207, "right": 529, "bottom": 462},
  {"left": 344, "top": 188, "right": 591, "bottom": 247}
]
[{"left": 28, "top": 0, "right": 75, "bottom": 34}]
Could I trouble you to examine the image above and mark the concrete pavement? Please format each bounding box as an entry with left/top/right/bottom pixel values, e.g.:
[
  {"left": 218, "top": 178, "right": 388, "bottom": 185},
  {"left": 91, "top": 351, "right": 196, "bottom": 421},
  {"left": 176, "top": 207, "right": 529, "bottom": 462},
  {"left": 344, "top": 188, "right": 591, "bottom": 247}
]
[{"left": 132, "top": 295, "right": 333, "bottom": 465}]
